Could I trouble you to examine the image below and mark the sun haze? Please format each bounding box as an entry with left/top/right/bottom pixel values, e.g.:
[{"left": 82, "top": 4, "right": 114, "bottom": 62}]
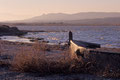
[{"left": 0, "top": 0, "right": 120, "bottom": 21}]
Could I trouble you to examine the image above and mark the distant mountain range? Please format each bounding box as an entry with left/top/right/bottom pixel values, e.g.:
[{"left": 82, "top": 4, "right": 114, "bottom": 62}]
[
  {"left": 65, "top": 17, "right": 120, "bottom": 26},
  {"left": 2, "top": 12, "right": 120, "bottom": 26}
]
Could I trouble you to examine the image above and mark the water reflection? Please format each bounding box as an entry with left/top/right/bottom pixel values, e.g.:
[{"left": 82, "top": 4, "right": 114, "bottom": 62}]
[{"left": 0, "top": 36, "right": 32, "bottom": 43}]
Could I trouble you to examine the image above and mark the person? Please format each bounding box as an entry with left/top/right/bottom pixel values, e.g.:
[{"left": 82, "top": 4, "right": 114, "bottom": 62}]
[{"left": 68, "top": 31, "right": 73, "bottom": 45}]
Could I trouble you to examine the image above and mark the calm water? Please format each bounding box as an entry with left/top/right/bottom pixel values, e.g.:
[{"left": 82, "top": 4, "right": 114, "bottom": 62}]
[
  {"left": 1, "top": 26, "right": 119, "bottom": 48},
  {"left": 16, "top": 26, "right": 120, "bottom": 48}
]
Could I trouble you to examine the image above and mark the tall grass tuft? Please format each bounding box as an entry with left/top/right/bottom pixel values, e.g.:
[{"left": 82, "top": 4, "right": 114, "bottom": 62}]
[
  {"left": 11, "top": 42, "right": 72, "bottom": 74},
  {"left": 11, "top": 42, "right": 48, "bottom": 72}
]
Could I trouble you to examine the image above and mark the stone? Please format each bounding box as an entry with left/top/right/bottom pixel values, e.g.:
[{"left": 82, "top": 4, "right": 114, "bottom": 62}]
[{"left": 0, "top": 25, "right": 27, "bottom": 36}]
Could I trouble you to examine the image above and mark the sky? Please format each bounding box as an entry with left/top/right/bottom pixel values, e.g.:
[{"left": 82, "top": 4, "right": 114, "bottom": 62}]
[{"left": 0, "top": 0, "right": 120, "bottom": 21}]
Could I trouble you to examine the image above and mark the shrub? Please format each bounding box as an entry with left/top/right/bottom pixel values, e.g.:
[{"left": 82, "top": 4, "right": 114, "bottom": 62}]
[{"left": 11, "top": 42, "right": 72, "bottom": 74}]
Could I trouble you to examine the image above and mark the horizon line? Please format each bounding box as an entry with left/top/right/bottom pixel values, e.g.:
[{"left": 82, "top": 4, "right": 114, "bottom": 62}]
[{"left": 1, "top": 11, "right": 120, "bottom": 22}]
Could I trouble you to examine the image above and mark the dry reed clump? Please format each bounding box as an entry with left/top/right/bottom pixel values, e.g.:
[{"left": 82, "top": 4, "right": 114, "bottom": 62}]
[
  {"left": 11, "top": 42, "right": 48, "bottom": 72},
  {"left": 12, "top": 52, "right": 48, "bottom": 72},
  {"left": 11, "top": 42, "right": 72, "bottom": 74},
  {"left": 12, "top": 52, "right": 72, "bottom": 74}
]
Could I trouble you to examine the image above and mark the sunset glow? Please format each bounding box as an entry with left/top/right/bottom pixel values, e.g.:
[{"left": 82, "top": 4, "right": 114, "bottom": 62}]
[{"left": 0, "top": 0, "right": 120, "bottom": 21}]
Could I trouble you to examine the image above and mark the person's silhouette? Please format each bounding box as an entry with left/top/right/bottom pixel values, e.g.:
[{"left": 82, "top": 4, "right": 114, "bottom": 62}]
[{"left": 68, "top": 31, "right": 73, "bottom": 45}]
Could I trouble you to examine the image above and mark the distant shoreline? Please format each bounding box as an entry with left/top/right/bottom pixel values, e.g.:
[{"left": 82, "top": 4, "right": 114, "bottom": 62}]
[{"left": 1, "top": 22, "right": 120, "bottom": 27}]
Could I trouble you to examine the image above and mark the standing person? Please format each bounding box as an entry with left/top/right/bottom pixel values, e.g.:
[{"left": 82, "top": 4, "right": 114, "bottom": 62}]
[{"left": 69, "top": 31, "right": 73, "bottom": 45}]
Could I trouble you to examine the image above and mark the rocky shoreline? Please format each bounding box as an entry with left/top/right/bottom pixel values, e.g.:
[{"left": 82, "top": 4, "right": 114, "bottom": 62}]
[{"left": 0, "top": 25, "right": 27, "bottom": 36}]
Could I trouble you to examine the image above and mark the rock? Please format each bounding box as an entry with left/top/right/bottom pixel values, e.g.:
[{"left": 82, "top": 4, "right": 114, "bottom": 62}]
[
  {"left": 0, "top": 25, "right": 27, "bottom": 36},
  {"left": 30, "top": 39, "right": 35, "bottom": 42},
  {"left": 37, "top": 38, "right": 44, "bottom": 40}
]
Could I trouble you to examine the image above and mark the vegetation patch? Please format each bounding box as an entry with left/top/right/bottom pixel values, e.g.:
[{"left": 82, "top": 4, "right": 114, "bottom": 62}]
[{"left": 2, "top": 42, "right": 119, "bottom": 78}]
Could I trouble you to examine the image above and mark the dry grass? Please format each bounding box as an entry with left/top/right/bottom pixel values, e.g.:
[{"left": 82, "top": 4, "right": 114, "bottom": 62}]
[
  {"left": 12, "top": 52, "right": 47, "bottom": 72},
  {"left": 11, "top": 42, "right": 72, "bottom": 74},
  {"left": 11, "top": 51, "right": 72, "bottom": 74},
  {"left": 11, "top": 42, "right": 47, "bottom": 72},
  {"left": 9, "top": 42, "right": 120, "bottom": 78}
]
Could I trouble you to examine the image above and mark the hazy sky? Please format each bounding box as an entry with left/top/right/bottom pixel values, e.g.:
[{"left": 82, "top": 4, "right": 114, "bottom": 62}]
[{"left": 0, "top": 0, "right": 120, "bottom": 21}]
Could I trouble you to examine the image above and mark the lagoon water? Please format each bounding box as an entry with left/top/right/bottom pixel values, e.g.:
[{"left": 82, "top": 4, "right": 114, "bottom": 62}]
[
  {"left": 0, "top": 36, "right": 32, "bottom": 43},
  {"left": 2, "top": 26, "right": 120, "bottom": 48}
]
